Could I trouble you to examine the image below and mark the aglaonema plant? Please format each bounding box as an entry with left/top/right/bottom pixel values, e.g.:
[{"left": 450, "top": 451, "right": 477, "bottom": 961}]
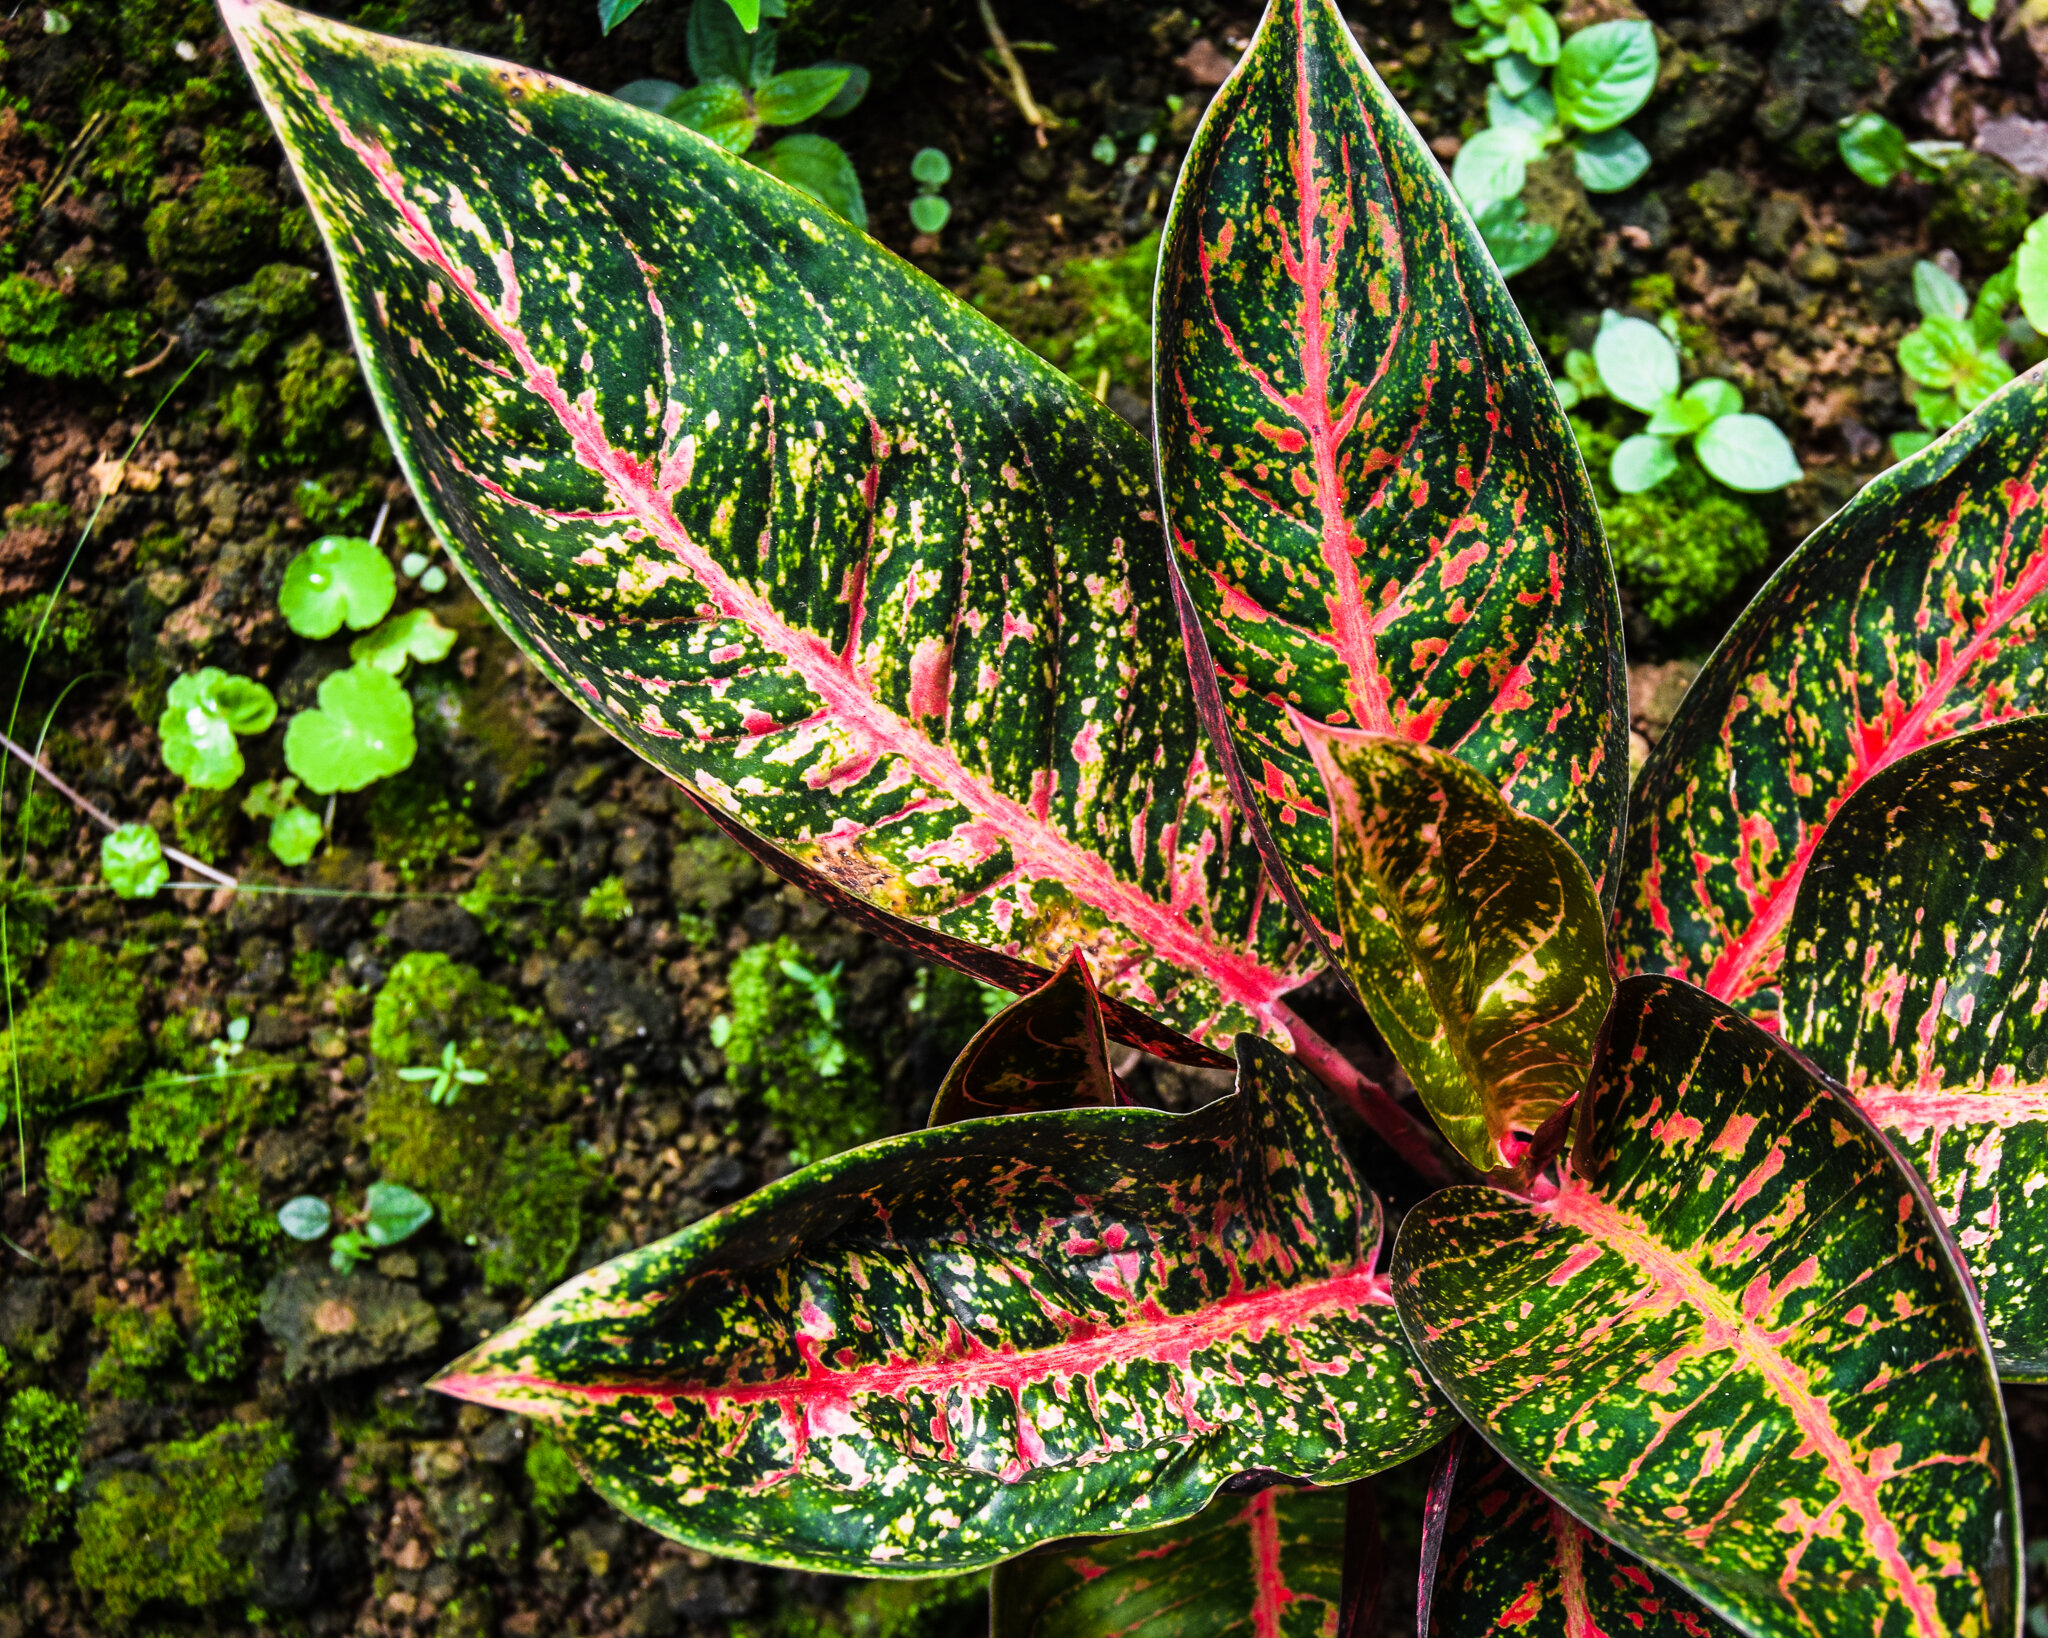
[{"left": 222, "top": 0, "right": 2041, "bottom": 1629}]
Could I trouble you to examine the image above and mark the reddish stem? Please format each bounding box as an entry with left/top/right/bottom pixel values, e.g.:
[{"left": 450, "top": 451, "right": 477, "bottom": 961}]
[{"left": 1277, "top": 1004, "right": 1451, "bottom": 1186}]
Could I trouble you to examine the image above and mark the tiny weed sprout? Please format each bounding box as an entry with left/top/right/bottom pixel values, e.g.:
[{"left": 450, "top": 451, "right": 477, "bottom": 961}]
[
  {"left": 241, "top": 776, "right": 324, "bottom": 865},
  {"left": 908, "top": 147, "right": 952, "bottom": 235},
  {"left": 396, "top": 1040, "right": 488, "bottom": 1107},
  {"left": 328, "top": 1181, "right": 434, "bottom": 1272},
  {"left": 208, "top": 1015, "right": 249, "bottom": 1077},
  {"left": 348, "top": 607, "right": 457, "bottom": 676},
  {"left": 278, "top": 533, "right": 397, "bottom": 637},
  {"left": 232, "top": 0, "right": 2046, "bottom": 1628},
  {"left": 276, "top": 1195, "right": 332, "bottom": 1241},
  {"left": 398, "top": 545, "right": 450, "bottom": 593},
  {"left": 1836, "top": 111, "right": 1964, "bottom": 189},
  {"left": 158, "top": 669, "right": 279, "bottom": 790},
  {"left": 100, "top": 823, "right": 168, "bottom": 900},
  {"left": 579, "top": 875, "right": 631, "bottom": 922},
  {"left": 1893, "top": 252, "right": 2048, "bottom": 459},
  {"left": 282, "top": 662, "right": 416, "bottom": 793}
]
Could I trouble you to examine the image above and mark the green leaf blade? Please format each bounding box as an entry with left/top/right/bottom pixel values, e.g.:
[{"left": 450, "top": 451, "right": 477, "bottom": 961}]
[
  {"left": 1551, "top": 20, "right": 1657, "bottom": 133},
  {"left": 1692, "top": 413, "right": 1802, "bottom": 492},
  {"left": 753, "top": 65, "right": 850, "bottom": 126},
  {"left": 280, "top": 533, "right": 396, "bottom": 637},
  {"left": 1155, "top": 0, "right": 1626, "bottom": 940},
  {"left": 432, "top": 1037, "right": 1451, "bottom": 1574},
  {"left": 283, "top": 662, "right": 417, "bottom": 794},
  {"left": 1392, "top": 975, "right": 2019, "bottom": 1638},
  {"left": 222, "top": 0, "right": 1324, "bottom": 1064}
]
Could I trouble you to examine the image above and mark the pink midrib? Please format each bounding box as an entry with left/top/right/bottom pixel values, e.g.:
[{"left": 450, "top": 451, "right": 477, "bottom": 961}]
[
  {"left": 1701, "top": 497, "right": 2048, "bottom": 1004},
  {"left": 1547, "top": 1504, "right": 1611, "bottom": 1638},
  {"left": 437, "top": 1264, "right": 1393, "bottom": 1417},
  {"left": 1544, "top": 1177, "right": 1947, "bottom": 1638},
  {"left": 287, "top": 42, "right": 1305, "bottom": 1026},
  {"left": 1855, "top": 1080, "right": 2048, "bottom": 1139},
  {"left": 1243, "top": 1489, "right": 1292, "bottom": 1638}
]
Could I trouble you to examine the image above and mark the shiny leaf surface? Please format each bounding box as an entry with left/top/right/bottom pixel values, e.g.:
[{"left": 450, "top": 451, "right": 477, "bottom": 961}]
[
  {"left": 1155, "top": 0, "right": 1626, "bottom": 940},
  {"left": 991, "top": 1483, "right": 1349, "bottom": 1638},
  {"left": 1617, "top": 365, "right": 2048, "bottom": 1021},
  {"left": 222, "top": 0, "right": 1322, "bottom": 1063},
  {"left": 1783, "top": 716, "right": 2048, "bottom": 1379},
  {"left": 927, "top": 951, "right": 1118, "bottom": 1126},
  {"left": 1393, "top": 975, "right": 2019, "bottom": 1638},
  {"left": 1305, "top": 730, "right": 1611, "bottom": 1170},
  {"left": 434, "top": 1036, "right": 1450, "bottom": 1574}
]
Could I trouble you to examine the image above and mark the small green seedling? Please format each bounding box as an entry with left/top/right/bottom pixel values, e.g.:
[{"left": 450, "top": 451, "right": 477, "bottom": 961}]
[
  {"left": 1893, "top": 260, "right": 2020, "bottom": 459},
  {"left": 1451, "top": 0, "right": 1558, "bottom": 93},
  {"left": 101, "top": 823, "right": 169, "bottom": 900},
  {"left": 1836, "top": 112, "right": 1964, "bottom": 189},
  {"left": 1452, "top": 22, "right": 1658, "bottom": 277},
  {"left": 909, "top": 148, "right": 952, "bottom": 235},
  {"left": 277, "top": 1195, "right": 332, "bottom": 1241},
  {"left": 328, "top": 1180, "right": 434, "bottom": 1273},
  {"left": 581, "top": 875, "right": 632, "bottom": 922},
  {"left": 614, "top": 0, "right": 868, "bottom": 225},
  {"left": 396, "top": 1040, "right": 488, "bottom": 1107},
  {"left": 1569, "top": 311, "right": 1802, "bottom": 494},
  {"left": 280, "top": 533, "right": 398, "bottom": 638},
  {"left": 397, "top": 548, "right": 448, "bottom": 595},
  {"left": 283, "top": 662, "right": 417, "bottom": 793},
  {"left": 242, "top": 777, "right": 324, "bottom": 866},
  {"left": 349, "top": 607, "right": 457, "bottom": 676},
  {"left": 209, "top": 1015, "right": 250, "bottom": 1078},
  {"left": 158, "top": 668, "right": 278, "bottom": 790}
]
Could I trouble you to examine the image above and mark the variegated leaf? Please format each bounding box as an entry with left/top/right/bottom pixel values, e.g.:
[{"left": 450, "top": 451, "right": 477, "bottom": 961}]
[
  {"left": 433, "top": 1036, "right": 1451, "bottom": 1574},
  {"left": 1154, "top": 0, "right": 1627, "bottom": 940},
  {"left": 1617, "top": 365, "right": 2048, "bottom": 1022},
  {"left": 990, "top": 1483, "right": 1351, "bottom": 1638},
  {"left": 220, "top": 0, "right": 1324, "bottom": 1063},
  {"left": 928, "top": 951, "right": 1119, "bottom": 1126},
  {"left": 1392, "top": 975, "right": 2019, "bottom": 1638},
  {"left": 1304, "top": 729, "right": 1611, "bottom": 1171},
  {"left": 1422, "top": 1433, "right": 1732, "bottom": 1638},
  {"left": 1782, "top": 715, "right": 2048, "bottom": 1379}
]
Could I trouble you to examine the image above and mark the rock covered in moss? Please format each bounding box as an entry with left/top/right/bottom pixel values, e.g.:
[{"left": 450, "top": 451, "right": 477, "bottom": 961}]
[
  {"left": 1, "top": 1386, "right": 85, "bottom": 1547},
  {"left": 720, "top": 936, "right": 887, "bottom": 1166},
  {"left": 1517, "top": 152, "right": 1603, "bottom": 283},
  {"left": 42, "top": 1117, "right": 128, "bottom": 1215},
  {"left": 259, "top": 1265, "right": 442, "bottom": 1382},
  {"left": 1931, "top": 154, "right": 2035, "bottom": 269},
  {"left": 145, "top": 164, "right": 280, "bottom": 286},
  {"left": 0, "top": 940, "right": 146, "bottom": 1118},
  {"left": 1646, "top": 43, "right": 1763, "bottom": 164}
]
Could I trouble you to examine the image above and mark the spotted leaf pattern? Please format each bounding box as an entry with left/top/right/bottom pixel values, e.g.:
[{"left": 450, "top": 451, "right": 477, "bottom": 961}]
[
  {"left": 1618, "top": 366, "right": 2048, "bottom": 1023},
  {"left": 1305, "top": 730, "right": 1611, "bottom": 1171},
  {"left": 1422, "top": 1434, "right": 1731, "bottom": 1638},
  {"left": 222, "top": 0, "right": 1325, "bottom": 1063},
  {"left": 991, "top": 1483, "right": 1350, "bottom": 1638},
  {"left": 432, "top": 1036, "right": 1449, "bottom": 1574},
  {"left": 1782, "top": 716, "right": 2048, "bottom": 1379},
  {"left": 928, "top": 951, "right": 1119, "bottom": 1126},
  {"left": 1154, "top": 0, "right": 1626, "bottom": 940},
  {"left": 1392, "top": 976, "right": 2019, "bottom": 1638}
]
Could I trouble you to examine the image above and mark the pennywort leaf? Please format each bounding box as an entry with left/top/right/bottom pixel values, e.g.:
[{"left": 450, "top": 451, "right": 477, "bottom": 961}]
[
  {"left": 267, "top": 805, "right": 323, "bottom": 866},
  {"left": 101, "top": 822, "right": 169, "bottom": 899},
  {"left": 279, "top": 533, "right": 397, "bottom": 637},
  {"left": 282, "top": 662, "right": 416, "bottom": 794},
  {"left": 1551, "top": 20, "right": 1656, "bottom": 134},
  {"left": 158, "top": 668, "right": 279, "bottom": 790},
  {"left": 349, "top": 607, "right": 458, "bottom": 675}
]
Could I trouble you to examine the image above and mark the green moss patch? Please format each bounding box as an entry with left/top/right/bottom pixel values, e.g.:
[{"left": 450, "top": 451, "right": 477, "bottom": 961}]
[
  {"left": 1, "top": 1387, "right": 86, "bottom": 1548},
  {"left": 720, "top": 937, "right": 886, "bottom": 1165},
  {"left": 0, "top": 940, "right": 147, "bottom": 1119}
]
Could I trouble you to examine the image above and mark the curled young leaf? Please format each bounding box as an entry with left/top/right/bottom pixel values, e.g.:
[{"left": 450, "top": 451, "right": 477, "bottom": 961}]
[
  {"left": 1617, "top": 364, "right": 2048, "bottom": 1018},
  {"left": 1304, "top": 729, "right": 1611, "bottom": 1172},
  {"left": 1155, "top": 0, "right": 1625, "bottom": 947},
  {"left": 223, "top": 0, "right": 1325, "bottom": 1066},
  {"left": 1393, "top": 975, "right": 2019, "bottom": 1638},
  {"left": 1783, "top": 716, "right": 2048, "bottom": 1378},
  {"left": 432, "top": 1036, "right": 1450, "bottom": 1575},
  {"left": 927, "top": 950, "right": 1118, "bottom": 1126}
]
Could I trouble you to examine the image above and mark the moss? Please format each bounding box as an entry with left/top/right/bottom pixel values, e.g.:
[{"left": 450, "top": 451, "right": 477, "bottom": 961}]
[
  {"left": 72, "top": 1420, "right": 292, "bottom": 1618},
  {"left": 1, "top": 1386, "right": 86, "bottom": 1547},
  {"left": 174, "top": 1247, "right": 263, "bottom": 1383},
  {"left": 0, "top": 274, "right": 147, "bottom": 379},
  {"left": 736, "top": 1574, "right": 986, "bottom": 1638},
  {"left": 133, "top": 1153, "right": 279, "bottom": 1260},
  {"left": 1931, "top": 155, "right": 2034, "bottom": 271},
  {"left": 524, "top": 1430, "right": 583, "bottom": 1523},
  {"left": 366, "top": 952, "right": 584, "bottom": 1290},
  {"left": 44, "top": 1117, "right": 128, "bottom": 1215},
  {"left": 1061, "top": 231, "right": 1159, "bottom": 397},
  {"left": 87, "top": 1300, "right": 181, "bottom": 1397},
  {"left": 170, "top": 785, "right": 239, "bottom": 864},
  {"left": 128, "top": 1054, "right": 298, "bottom": 1168},
  {"left": 207, "top": 261, "right": 320, "bottom": 368},
  {"left": 0, "top": 940, "right": 147, "bottom": 1119},
  {"left": 366, "top": 768, "right": 480, "bottom": 885},
  {"left": 721, "top": 937, "right": 885, "bottom": 1165},
  {"left": 145, "top": 163, "right": 279, "bottom": 286},
  {"left": 275, "top": 331, "right": 365, "bottom": 455}
]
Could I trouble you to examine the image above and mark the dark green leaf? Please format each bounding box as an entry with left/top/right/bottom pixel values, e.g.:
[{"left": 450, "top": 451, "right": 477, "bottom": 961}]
[
  {"left": 991, "top": 1483, "right": 1349, "bottom": 1638},
  {"left": 927, "top": 950, "right": 1118, "bottom": 1126},
  {"left": 598, "top": 0, "right": 647, "bottom": 36},
  {"left": 223, "top": 0, "right": 1332, "bottom": 1066},
  {"left": 280, "top": 533, "right": 397, "bottom": 637},
  {"left": 1155, "top": 0, "right": 1626, "bottom": 942},
  {"left": 1393, "top": 975, "right": 2019, "bottom": 1638},
  {"left": 432, "top": 1036, "right": 1450, "bottom": 1574},
  {"left": 1474, "top": 196, "right": 1554, "bottom": 279},
  {"left": 756, "top": 132, "right": 866, "bottom": 227},
  {"left": 814, "top": 61, "right": 868, "bottom": 118},
  {"left": 365, "top": 1180, "right": 434, "bottom": 1245},
  {"left": 1837, "top": 112, "right": 1904, "bottom": 187},
  {"left": 1305, "top": 731, "right": 1611, "bottom": 1172},
  {"left": 1570, "top": 127, "right": 1648, "bottom": 193},
  {"left": 613, "top": 77, "right": 688, "bottom": 112},
  {"left": 1550, "top": 20, "right": 1656, "bottom": 133},
  {"left": 283, "top": 662, "right": 416, "bottom": 793},
  {"left": 1616, "top": 364, "right": 2048, "bottom": 1018},
  {"left": 687, "top": 0, "right": 753, "bottom": 84},
  {"left": 753, "top": 66, "right": 850, "bottom": 127},
  {"left": 1783, "top": 717, "right": 2048, "bottom": 1379}
]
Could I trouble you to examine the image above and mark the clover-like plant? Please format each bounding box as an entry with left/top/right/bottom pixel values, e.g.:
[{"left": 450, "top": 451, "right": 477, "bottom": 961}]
[
  {"left": 157, "top": 667, "right": 279, "bottom": 790},
  {"left": 229, "top": 0, "right": 2044, "bottom": 1628},
  {"left": 100, "top": 822, "right": 168, "bottom": 900},
  {"left": 1895, "top": 258, "right": 2026, "bottom": 460},
  {"left": 279, "top": 532, "right": 396, "bottom": 637}
]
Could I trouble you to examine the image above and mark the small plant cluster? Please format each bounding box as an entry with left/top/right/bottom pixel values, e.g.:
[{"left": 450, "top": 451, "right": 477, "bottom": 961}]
[
  {"left": 276, "top": 1179, "right": 434, "bottom": 1272},
  {"left": 1450, "top": 16, "right": 1658, "bottom": 277},
  {"left": 1554, "top": 310, "right": 1803, "bottom": 494},
  {"left": 103, "top": 526, "right": 453, "bottom": 894},
  {"left": 613, "top": 0, "right": 867, "bottom": 226},
  {"left": 1892, "top": 251, "right": 2048, "bottom": 459}
]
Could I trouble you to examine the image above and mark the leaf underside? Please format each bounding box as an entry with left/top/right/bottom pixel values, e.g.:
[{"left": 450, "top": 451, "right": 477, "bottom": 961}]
[
  {"left": 928, "top": 950, "right": 1119, "bottom": 1126},
  {"left": 222, "top": 0, "right": 1321, "bottom": 1061},
  {"left": 1308, "top": 730, "right": 1611, "bottom": 1170},
  {"left": 1392, "top": 975, "right": 2018, "bottom": 1638},
  {"left": 1782, "top": 715, "right": 2048, "bottom": 1379},
  {"left": 1155, "top": 0, "right": 1626, "bottom": 940},
  {"left": 432, "top": 1036, "right": 1449, "bottom": 1575},
  {"left": 990, "top": 1481, "right": 1348, "bottom": 1638},
  {"left": 1617, "top": 364, "right": 2048, "bottom": 1022}
]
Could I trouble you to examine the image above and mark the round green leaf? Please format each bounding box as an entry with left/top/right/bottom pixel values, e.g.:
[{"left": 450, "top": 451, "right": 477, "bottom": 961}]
[
  {"left": 756, "top": 133, "right": 866, "bottom": 228},
  {"left": 909, "top": 146, "right": 953, "bottom": 188},
  {"left": 349, "top": 607, "right": 458, "bottom": 675},
  {"left": 1913, "top": 258, "right": 1970, "bottom": 323},
  {"left": 906, "top": 193, "right": 950, "bottom": 235},
  {"left": 612, "top": 77, "right": 688, "bottom": 112},
  {"left": 283, "top": 662, "right": 417, "bottom": 794},
  {"left": 1591, "top": 313, "right": 1678, "bottom": 410},
  {"left": 1451, "top": 126, "right": 1528, "bottom": 213},
  {"left": 1694, "top": 413, "right": 1802, "bottom": 492},
  {"left": 1571, "top": 126, "right": 1648, "bottom": 192},
  {"left": 1552, "top": 20, "right": 1657, "bottom": 133},
  {"left": 2016, "top": 214, "right": 2048, "bottom": 336},
  {"left": 101, "top": 823, "right": 168, "bottom": 900},
  {"left": 1609, "top": 432, "right": 1677, "bottom": 493},
  {"left": 364, "top": 1180, "right": 434, "bottom": 1246},
  {"left": 753, "top": 65, "right": 850, "bottom": 126},
  {"left": 665, "top": 81, "right": 757, "bottom": 153},
  {"left": 277, "top": 1195, "right": 332, "bottom": 1240},
  {"left": 158, "top": 668, "right": 279, "bottom": 789},
  {"left": 268, "top": 805, "right": 323, "bottom": 866},
  {"left": 1836, "top": 112, "right": 1904, "bottom": 187},
  {"left": 279, "top": 534, "right": 397, "bottom": 638}
]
